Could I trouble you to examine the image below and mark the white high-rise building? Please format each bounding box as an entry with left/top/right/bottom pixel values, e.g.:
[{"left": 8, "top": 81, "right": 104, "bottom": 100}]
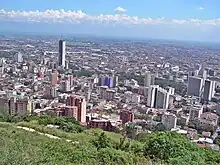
[
  {"left": 58, "top": 40, "right": 66, "bottom": 68},
  {"left": 156, "top": 89, "right": 170, "bottom": 109},
  {"left": 187, "top": 76, "right": 204, "bottom": 97},
  {"left": 212, "top": 81, "right": 216, "bottom": 97},
  {"left": 15, "top": 52, "right": 23, "bottom": 63},
  {"left": 168, "top": 87, "right": 175, "bottom": 95},
  {"left": 147, "top": 85, "right": 159, "bottom": 108},
  {"left": 147, "top": 85, "right": 170, "bottom": 109},
  {"left": 203, "top": 80, "right": 215, "bottom": 101},
  {"left": 50, "top": 86, "right": 58, "bottom": 98}
]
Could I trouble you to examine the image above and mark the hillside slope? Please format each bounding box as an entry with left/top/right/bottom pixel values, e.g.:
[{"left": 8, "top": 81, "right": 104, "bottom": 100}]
[
  {"left": 1, "top": 115, "right": 220, "bottom": 165},
  {"left": 0, "top": 122, "right": 149, "bottom": 165}
]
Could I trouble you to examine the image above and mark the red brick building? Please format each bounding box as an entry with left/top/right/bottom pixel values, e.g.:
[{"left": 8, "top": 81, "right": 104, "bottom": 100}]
[
  {"left": 66, "top": 95, "right": 86, "bottom": 123},
  {"left": 120, "top": 110, "right": 134, "bottom": 124},
  {"left": 89, "top": 119, "right": 114, "bottom": 131}
]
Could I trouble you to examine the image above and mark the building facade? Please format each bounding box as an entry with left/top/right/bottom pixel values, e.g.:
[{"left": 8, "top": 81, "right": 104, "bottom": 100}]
[
  {"left": 66, "top": 95, "right": 86, "bottom": 123},
  {"left": 162, "top": 112, "right": 177, "bottom": 130},
  {"left": 58, "top": 40, "right": 66, "bottom": 68}
]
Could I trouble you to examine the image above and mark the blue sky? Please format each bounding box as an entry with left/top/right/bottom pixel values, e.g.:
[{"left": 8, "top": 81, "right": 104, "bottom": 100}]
[
  {"left": 0, "top": 0, "right": 220, "bottom": 41},
  {"left": 1, "top": 0, "right": 220, "bottom": 19}
]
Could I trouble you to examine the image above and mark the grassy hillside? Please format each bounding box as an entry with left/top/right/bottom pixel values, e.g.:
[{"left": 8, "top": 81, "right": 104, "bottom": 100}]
[
  {"left": 0, "top": 122, "right": 149, "bottom": 165},
  {"left": 1, "top": 115, "right": 220, "bottom": 164}
]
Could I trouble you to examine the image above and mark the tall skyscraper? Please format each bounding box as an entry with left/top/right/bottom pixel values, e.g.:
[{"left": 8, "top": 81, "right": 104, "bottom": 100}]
[
  {"left": 15, "top": 52, "right": 23, "bottom": 63},
  {"left": 147, "top": 85, "right": 158, "bottom": 108},
  {"left": 187, "top": 76, "right": 204, "bottom": 97},
  {"left": 156, "top": 89, "right": 170, "bottom": 109},
  {"left": 203, "top": 80, "right": 215, "bottom": 101},
  {"left": 0, "top": 58, "right": 5, "bottom": 76},
  {"left": 147, "top": 85, "right": 170, "bottom": 109},
  {"left": 58, "top": 40, "right": 66, "bottom": 68},
  {"left": 144, "top": 71, "right": 151, "bottom": 87}
]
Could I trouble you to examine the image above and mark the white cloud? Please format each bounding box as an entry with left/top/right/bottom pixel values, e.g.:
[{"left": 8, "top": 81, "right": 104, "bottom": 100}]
[
  {"left": 196, "top": 6, "right": 204, "bottom": 10},
  {"left": 0, "top": 9, "right": 219, "bottom": 26},
  {"left": 114, "top": 7, "right": 127, "bottom": 13}
]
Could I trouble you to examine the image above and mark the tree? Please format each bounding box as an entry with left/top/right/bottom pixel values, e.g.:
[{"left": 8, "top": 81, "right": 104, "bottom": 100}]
[
  {"left": 214, "top": 136, "right": 220, "bottom": 146},
  {"left": 143, "top": 132, "right": 201, "bottom": 163},
  {"left": 135, "top": 132, "right": 150, "bottom": 142},
  {"left": 125, "top": 123, "right": 139, "bottom": 139},
  {"left": 93, "top": 132, "right": 111, "bottom": 150},
  {"left": 154, "top": 123, "right": 166, "bottom": 131}
]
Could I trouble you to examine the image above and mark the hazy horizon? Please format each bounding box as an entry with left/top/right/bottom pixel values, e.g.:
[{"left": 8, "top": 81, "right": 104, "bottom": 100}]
[{"left": 1, "top": 0, "right": 220, "bottom": 42}]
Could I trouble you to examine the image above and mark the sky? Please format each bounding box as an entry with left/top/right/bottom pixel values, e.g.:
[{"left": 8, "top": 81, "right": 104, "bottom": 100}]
[{"left": 0, "top": 0, "right": 220, "bottom": 42}]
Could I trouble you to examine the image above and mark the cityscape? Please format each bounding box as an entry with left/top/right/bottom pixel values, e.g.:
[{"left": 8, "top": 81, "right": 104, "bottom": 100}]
[
  {"left": 1, "top": 0, "right": 220, "bottom": 164},
  {"left": 1, "top": 35, "right": 220, "bottom": 144}
]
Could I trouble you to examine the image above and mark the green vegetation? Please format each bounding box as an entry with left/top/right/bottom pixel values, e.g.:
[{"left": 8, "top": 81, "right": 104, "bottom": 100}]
[
  {"left": 0, "top": 122, "right": 149, "bottom": 165},
  {"left": 73, "top": 70, "right": 94, "bottom": 77},
  {"left": 24, "top": 115, "right": 85, "bottom": 133},
  {"left": 1, "top": 116, "right": 220, "bottom": 164}
]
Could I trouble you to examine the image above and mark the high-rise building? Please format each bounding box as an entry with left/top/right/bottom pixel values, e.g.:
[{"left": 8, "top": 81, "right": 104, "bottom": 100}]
[
  {"left": 98, "top": 75, "right": 118, "bottom": 88},
  {"left": 147, "top": 85, "right": 158, "bottom": 108},
  {"left": 15, "top": 52, "right": 23, "bottom": 63},
  {"left": 50, "top": 71, "right": 58, "bottom": 86},
  {"left": 147, "top": 85, "right": 170, "bottom": 109},
  {"left": 58, "top": 40, "right": 66, "bottom": 68},
  {"left": 99, "top": 86, "right": 108, "bottom": 99},
  {"left": 66, "top": 95, "right": 86, "bottom": 123},
  {"left": 162, "top": 112, "right": 177, "bottom": 130},
  {"left": 156, "top": 88, "right": 170, "bottom": 109},
  {"left": 105, "top": 89, "right": 116, "bottom": 101},
  {"left": 0, "top": 58, "right": 5, "bottom": 76},
  {"left": 187, "top": 76, "right": 204, "bottom": 97},
  {"left": 64, "top": 80, "right": 71, "bottom": 92},
  {"left": 0, "top": 97, "right": 9, "bottom": 114},
  {"left": 198, "top": 69, "right": 207, "bottom": 79},
  {"left": 189, "top": 104, "right": 203, "bottom": 121},
  {"left": 151, "top": 74, "right": 155, "bottom": 85},
  {"left": 67, "top": 74, "right": 74, "bottom": 87},
  {"left": 144, "top": 71, "right": 151, "bottom": 87},
  {"left": 208, "top": 69, "right": 216, "bottom": 77},
  {"left": 168, "top": 87, "right": 175, "bottom": 95},
  {"left": 8, "top": 97, "right": 28, "bottom": 116},
  {"left": 113, "top": 76, "right": 119, "bottom": 87},
  {"left": 50, "top": 86, "right": 58, "bottom": 98},
  {"left": 203, "top": 80, "right": 215, "bottom": 101}
]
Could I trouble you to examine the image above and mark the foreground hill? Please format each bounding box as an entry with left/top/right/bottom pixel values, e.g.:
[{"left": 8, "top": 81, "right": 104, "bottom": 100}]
[
  {"left": 0, "top": 122, "right": 149, "bottom": 165},
  {"left": 1, "top": 115, "right": 220, "bottom": 164}
]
